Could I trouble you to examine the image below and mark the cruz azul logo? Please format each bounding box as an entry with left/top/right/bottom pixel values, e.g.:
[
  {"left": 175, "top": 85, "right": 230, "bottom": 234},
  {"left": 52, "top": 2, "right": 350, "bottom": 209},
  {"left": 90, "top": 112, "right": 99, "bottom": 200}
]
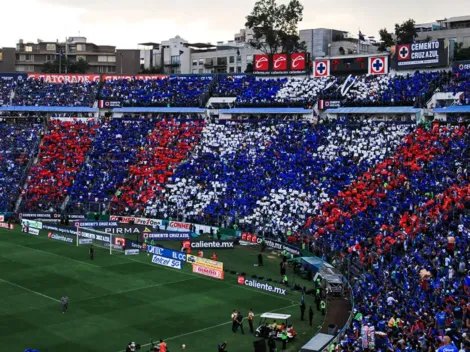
[{"left": 238, "top": 276, "right": 287, "bottom": 295}]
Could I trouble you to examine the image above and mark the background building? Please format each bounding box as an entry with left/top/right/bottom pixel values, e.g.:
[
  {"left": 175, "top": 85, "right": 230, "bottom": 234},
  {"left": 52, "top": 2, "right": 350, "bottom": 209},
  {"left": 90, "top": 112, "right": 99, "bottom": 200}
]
[
  {"left": 416, "top": 16, "right": 470, "bottom": 47},
  {"left": 0, "top": 47, "right": 15, "bottom": 72},
  {"left": 300, "top": 28, "right": 378, "bottom": 59},
  {"left": 14, "top": 37, "right": 118, "bottom": 73}
]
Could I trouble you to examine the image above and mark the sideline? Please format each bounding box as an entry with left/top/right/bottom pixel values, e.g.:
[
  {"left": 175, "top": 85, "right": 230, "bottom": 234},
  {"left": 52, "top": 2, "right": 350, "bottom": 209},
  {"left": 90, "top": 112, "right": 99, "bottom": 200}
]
[{"left": 115, "top": 303, "right": 300, "bottom": 352}]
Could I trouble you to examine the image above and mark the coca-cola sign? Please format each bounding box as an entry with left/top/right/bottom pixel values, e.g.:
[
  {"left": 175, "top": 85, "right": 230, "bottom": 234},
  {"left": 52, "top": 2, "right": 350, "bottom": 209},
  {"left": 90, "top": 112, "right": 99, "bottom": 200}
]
[
  {"left": 273, "top": 54, "right": 287, "bottom": 71},
  {"left": 254, "top": 54, "right": 269, "bottom": 71}
]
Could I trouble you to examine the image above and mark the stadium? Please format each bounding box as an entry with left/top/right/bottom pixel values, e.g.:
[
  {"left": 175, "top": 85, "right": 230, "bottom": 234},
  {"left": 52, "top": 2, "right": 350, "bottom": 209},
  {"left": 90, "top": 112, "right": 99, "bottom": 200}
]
[{"left": 1, "top": 1, "right": 470, "bottom": 352}]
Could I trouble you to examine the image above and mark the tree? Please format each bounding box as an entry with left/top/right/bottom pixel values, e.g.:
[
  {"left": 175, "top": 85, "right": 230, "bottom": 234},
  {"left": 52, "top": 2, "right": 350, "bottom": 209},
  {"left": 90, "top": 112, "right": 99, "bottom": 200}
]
[
  {"left": 245, "top": 62, "right": 254, "bottom": 73},
  {"left": 454, "top": 42, "right": 470, "bottom": 61},
  {"left": 139, "top": 64, "right": 164, "bottom": 74},
  {"left": 377, "top": 28, "right": 394, "bottom": 52},
  {"left": 245, "top": 0, "right": 305, "bottom": 55},
  {"left": 41, "top": 58, "right": 89, "bottom": 73},
  {"left": 395, "top": 19, "right": 418, "bottom": 44},
  {"left": 338, "top": 46, "right": 345, "bottom": 55}
]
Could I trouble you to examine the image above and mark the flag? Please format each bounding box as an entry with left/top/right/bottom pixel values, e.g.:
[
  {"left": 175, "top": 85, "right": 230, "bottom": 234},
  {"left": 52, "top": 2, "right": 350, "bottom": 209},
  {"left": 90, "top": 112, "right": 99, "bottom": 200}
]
[{"left": 358, "top": 31, "right": 365, "bottom": 41}]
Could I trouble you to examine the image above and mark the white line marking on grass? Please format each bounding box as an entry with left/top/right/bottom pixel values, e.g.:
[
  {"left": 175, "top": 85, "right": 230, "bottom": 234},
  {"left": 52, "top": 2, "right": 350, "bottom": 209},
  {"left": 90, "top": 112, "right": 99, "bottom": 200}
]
[
  {"left": 0, "top": 233, "right": 100, "bottom": 268},
  {"left": 0, "top": 277, "right": 61, "bottom": 303},
  {"left": 73, "top": 277, "right": 200, "bottom": 303},
  {"left": 116, "top": 303, "right": 299, "bottom": 352},
  {"left": 108, "top": 251, "right": 299, "bottom": 304}
]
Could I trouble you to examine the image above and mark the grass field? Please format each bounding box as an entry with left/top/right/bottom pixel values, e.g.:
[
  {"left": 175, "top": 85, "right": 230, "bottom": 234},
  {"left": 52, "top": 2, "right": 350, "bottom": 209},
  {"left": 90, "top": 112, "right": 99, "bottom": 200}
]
[{"left": 0, "top": 226, "right": 324, "bottom": 352}]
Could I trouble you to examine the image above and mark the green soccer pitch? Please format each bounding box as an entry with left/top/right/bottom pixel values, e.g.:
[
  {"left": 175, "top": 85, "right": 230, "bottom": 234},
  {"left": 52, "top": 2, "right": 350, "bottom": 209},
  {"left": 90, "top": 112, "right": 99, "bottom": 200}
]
[{"left": 0, "top": 227, "right": 324, "bottom": 352}]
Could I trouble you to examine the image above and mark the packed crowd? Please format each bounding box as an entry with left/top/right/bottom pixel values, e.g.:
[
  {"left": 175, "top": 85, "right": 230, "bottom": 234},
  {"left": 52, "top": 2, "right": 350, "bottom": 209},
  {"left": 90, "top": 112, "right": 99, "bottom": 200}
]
[
  {"left": 308, "top": 123, "right": 470, "bottom": 352},
  {"left": 0, "top": 79, "right": 15, "bottom": 106},
  {"left": 67, "top": 118, "right": 159, "bottom": 212},
  {"left": 22, "top": 120, "right": 99, "bottom": 211},
  {"left": 111, "top": 119, "right": 204, "bottom": 214},
  {"left": 12, "top": 78, "right": 99, "bottom": 107},
  {"left": 148, "top": 120, "right": 413, "bottom": 233},
  {"left": 100, "top": 77, "right": 212, "bottom": 107},
  {"left": 0, "top": 122, "right": 42, "bottom": 212}
]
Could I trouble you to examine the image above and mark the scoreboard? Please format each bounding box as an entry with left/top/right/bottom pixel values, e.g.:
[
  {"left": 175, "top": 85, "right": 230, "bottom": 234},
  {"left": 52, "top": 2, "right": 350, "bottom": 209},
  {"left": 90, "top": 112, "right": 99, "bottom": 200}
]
[{"left": 330, "top": 57, "right": 368, "bottom": 74}]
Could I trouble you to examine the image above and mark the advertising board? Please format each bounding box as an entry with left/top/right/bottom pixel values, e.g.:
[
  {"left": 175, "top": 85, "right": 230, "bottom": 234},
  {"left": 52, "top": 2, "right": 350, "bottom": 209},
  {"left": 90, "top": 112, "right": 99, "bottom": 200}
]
[
  {"left": 48, "top": 232, "right": 74, "bottom": 244},
  {"left": 27, "top": 74, "right": 100, "bottom": 83},
  {"left": 237, "top": 276, "right": 286, "bottom": 295},
  {"left": 146, "top": 245, "right": 187, "bottom": 262},
  {"left": 125, "top": 249, "right": 140, "bottom": 256},
  {"left": 0, "top": 222, "right": 14, "bottom": 230},
  {"left": 22, "top": 226, "right": 39, "bottom": 235},
  {"left": 74, "top": 221, "right": 119, "bottom": 228},
  {"left": 110, "top": 215, "right": 162, "bottom": 227},
  {"left": 392, "top": 40, "right": 449, "bottom": 70},
  {"left": 192, "top": 264, "right": 224, "bottom": 280},
  {"left": 21, "top": 219, "right": 43, "bottom": 229},
  {"left": 186, "top": 254, "right": 223, "bottom": 270},
  {"left": 183, "top": 240, "right": 234, "bottom": 249},
  {"left": 253, "top": 53, "right": 309, "bottom": 75},
  {"left": 151, "top": 255, "right": 182, "bottom": 269},
  {"left": 241, "top": 233, "right": 300, "bottom": 256}
]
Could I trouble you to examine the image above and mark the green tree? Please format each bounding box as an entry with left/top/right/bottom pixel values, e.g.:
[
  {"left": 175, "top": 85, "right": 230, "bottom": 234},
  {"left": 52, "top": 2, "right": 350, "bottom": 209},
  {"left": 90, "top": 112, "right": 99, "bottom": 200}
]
[
  {"left": 454, "top": 42, "right": 470, "bottom": 61},
  {"left": 245, "top": 0, "right": 305, "bottom": 55},
  {"left": 245, "top": 62, "right": 254, "bottom": 73},
  {"left": 377, "top": 28, "right": 394, "bottom": 52},
  {"left": 42, "top": 58, "right": 89, "bottom": 73},
  {"left": 139, "top": 65, "right": 164, "bottom": 74},
  {"left": 395, "top": 19, "right": 418, "bottom": 44},
  {"left": 338, "top": 46, "right": 345, "bottom": 55}
]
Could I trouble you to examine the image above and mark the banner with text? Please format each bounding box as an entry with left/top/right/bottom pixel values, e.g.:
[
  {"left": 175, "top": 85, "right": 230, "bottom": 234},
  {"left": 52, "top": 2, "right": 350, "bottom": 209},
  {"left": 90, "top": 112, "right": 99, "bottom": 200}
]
[
  {"left": 392, "top": 40, "right": 449, "bottom": 70},
  {"left": 27, "top": 74, "right": 101, "bottom": 83},
  {"left": 192, "top": 264, "right": 224, "bottom": 280}
]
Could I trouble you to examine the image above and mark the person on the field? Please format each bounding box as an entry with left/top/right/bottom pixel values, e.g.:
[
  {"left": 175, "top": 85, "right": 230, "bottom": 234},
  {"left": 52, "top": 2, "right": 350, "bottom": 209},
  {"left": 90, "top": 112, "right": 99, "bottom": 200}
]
[
  {"left": 248, "top": 308, "right": 255, "bottom": 333},
  {"left": 61, "top": 295, "right": 69, "bottom": 313},
  {"left": 89, "top": 245, "right": 94, "bottom": 260},
  {"left": 235, "top": 311, "right": 245, "bottom": 334}
]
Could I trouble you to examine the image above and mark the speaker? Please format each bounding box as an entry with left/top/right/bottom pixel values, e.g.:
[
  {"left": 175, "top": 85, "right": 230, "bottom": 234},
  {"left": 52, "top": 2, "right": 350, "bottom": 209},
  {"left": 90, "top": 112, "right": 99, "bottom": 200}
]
[{"left": 253, "top": 339, "right": 266, "bottom": 352}]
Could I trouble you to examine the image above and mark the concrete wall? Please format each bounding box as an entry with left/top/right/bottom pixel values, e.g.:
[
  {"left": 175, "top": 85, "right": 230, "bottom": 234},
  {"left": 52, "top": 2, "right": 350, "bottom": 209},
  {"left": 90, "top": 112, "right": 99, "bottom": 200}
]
[{"left": 0, "top": 48, "right": 16, "bottom": 73}]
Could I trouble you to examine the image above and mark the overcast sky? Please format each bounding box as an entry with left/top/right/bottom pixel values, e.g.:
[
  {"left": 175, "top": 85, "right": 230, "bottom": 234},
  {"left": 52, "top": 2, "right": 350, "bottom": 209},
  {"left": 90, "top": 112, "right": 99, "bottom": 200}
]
[{"left": 1, "top": 0, "right": 466, "bottom": 48}]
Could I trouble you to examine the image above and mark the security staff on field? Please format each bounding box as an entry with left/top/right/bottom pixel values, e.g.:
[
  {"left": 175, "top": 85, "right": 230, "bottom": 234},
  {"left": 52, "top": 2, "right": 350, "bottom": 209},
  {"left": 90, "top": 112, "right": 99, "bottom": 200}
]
[
  {"left": 321, "top": 299, "right": 326, "bottom": 316},
  {"left": 309, "top": 305, "right": 314, "bottom": 326},
  {"left": 248, "top": 308, "right": 255, "bottom": 333},
  {"left": 300, "top": 300, "right": 306, "bottom": 321},
  {"left": 281, "top": 330, "right": 288, "bottom": 350}
]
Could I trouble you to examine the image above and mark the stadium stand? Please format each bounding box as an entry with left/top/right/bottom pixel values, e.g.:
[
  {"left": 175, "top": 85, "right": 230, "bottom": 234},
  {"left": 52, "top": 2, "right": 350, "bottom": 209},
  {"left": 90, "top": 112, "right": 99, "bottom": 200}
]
[
  {"left": 0, "top": 80, "right": 15, "bottom": 106},
  {"left": 22, "top": 119, "right": 99, "bottom": 211},
  {"left": 0, "top": 122, "right": 42, "bottom": 211},
  {"left": 100, "top": 76, "right": 213, "bottom": 107},
  {"left": 67, "top": 118, "right": 159, "bottom": 213},
  {"left": 111, "top": 119, "right": 204, "bottom": 214},
  {"left": 12, "top": 78, "right": 99, "bottom": 107}
]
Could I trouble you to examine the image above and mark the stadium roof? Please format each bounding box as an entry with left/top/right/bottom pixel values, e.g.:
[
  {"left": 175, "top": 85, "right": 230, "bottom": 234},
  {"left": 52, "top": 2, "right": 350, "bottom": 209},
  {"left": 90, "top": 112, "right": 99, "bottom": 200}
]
[
  {"left": 219, "top": 108, "right": 312, "bottom": 114},
  {"left": 113, "top": 107, "right": 206, "bottom": 113},
  {"left": 433, "top": 105, "right": 470, "bottom": 114},
  {"left": 0, "top": 106, "right": 98, "bottom": 112},
  {"left": 325, "top": 107, "right": 420, "bottom": 114}
]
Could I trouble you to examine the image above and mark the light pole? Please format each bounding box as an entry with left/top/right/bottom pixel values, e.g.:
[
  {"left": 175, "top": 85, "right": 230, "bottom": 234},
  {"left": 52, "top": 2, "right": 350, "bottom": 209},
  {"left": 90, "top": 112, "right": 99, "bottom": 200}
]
[{"left": 120, "top": 52, "right": 123, "bottom": 74}]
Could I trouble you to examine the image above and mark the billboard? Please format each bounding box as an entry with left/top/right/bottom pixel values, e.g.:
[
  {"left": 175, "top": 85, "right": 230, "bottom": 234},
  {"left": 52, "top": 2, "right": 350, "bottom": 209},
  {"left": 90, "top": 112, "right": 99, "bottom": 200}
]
[
  {"left": 238, "top": 276, "right": 287, "bottom": 295},
  {"left": 98, "top": 100, "right": 121, "bottom": 108},
  {"left": 186, "top": 254, "right": 223, "bottom": 270},
  {"left": 392, "top": 40, "right": 449, "bottom": 70},
  {"left": 241, "top": 233, "right": 301, "bottom": 256},
  {"left": 151, "top": 255, "right": 182, "bottom": 270},
  {"left": 146, "top": 244, "right": 187, "bottom": 262},
  {"left": 144, "top": 232, "right": 191, "bottom": 240},
  {"left": 110, "top": 215, "right": 162, "bottom": 227},
  {"left": 0, "top": 73, "right": 27, "bottom": 81},
  {"left": 192, "top": 264, "right": 224, "bottom": 280},
  {"left": 254, "top": 53, "right": 309, "bottom": 75},
  {"left": 19, "top": 213, "right": 86, "bottom": 220},
  {"left": 27, "top": 74, "right": 100, "bottom": 83},
  {"left": 453, "top": 60, "right": 470, "bottom": 71},
  {"left": 368, "top": 56, "right": 388, "bottom": 75},
  {"left": 0, "top": 222, "right": 14, "bottom": 230},
  {"left": 183, "top": 240, "right": 234, "bottom": 249},
  {"left": 330, "top": 57, "right": 368, "bottom": 75},
  {"left": 318, "top": 100, "right": 341, "bottom": 110},
  {"left": 313, "top": 60, "right": 330, "bottom": 77},
  {"left": 101, "top": 75, "right": 167, "bottom": 81}
]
